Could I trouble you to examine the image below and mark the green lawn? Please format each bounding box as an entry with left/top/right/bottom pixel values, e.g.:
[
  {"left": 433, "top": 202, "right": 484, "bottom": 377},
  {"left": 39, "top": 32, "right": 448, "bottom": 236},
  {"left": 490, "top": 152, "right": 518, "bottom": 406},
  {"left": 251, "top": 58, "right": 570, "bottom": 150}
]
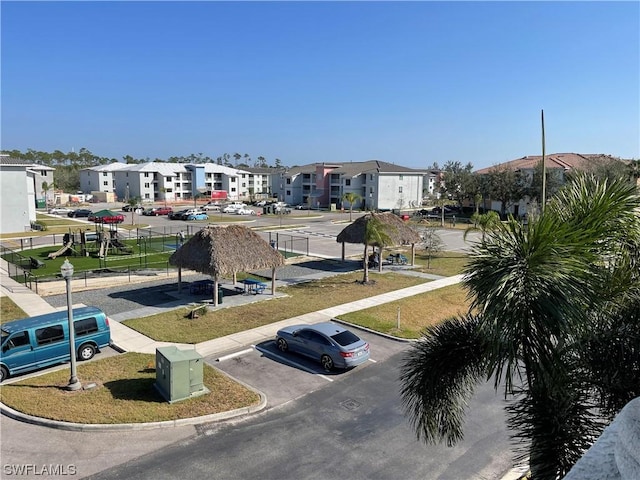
[{"left": 0, "top": 352, "right": 260, "bottom": 424}]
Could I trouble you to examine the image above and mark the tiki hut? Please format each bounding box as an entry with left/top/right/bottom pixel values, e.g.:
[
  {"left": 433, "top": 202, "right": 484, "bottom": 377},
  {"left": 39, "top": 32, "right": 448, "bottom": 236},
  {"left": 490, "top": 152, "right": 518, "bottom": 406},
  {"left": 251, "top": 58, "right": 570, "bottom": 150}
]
[
  {"left": 169, "top": 225, "right": 285, "bottom": 306},
  {"left": 336, "top": 212, "right": 421, "bottom": 270}
]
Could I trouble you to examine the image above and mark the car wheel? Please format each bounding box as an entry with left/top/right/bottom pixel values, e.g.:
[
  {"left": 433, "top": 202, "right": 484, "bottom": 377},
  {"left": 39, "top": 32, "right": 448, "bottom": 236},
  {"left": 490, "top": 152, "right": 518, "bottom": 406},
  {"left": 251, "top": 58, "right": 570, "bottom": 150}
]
[
  {"left": 0, "top": 366, "right": 9, "bottom": 383},
  {"left": 78, "top": 344, "right": 96, "bottom": 361},
  {"left": 321, "top": 354, "right": 334, "bottom": 371},
  {"left": 277, "top": 338, "right": 288, "bottom": 352}
]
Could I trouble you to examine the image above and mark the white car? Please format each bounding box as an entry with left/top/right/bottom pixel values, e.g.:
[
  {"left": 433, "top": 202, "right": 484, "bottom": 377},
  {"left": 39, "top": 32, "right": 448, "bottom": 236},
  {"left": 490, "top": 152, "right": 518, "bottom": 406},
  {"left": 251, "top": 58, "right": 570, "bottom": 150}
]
[
  {"left": 202, "top": 203, "right": 221, "bottom": 211},
  {"left": 222, "top": 204, "right": 242, "bottom": 213},
  {"left": 48, "top": 207, "right": 74, "bottom": 215},
  {"left": 235, "top": 207, "right": 256, "bottom": 216}
]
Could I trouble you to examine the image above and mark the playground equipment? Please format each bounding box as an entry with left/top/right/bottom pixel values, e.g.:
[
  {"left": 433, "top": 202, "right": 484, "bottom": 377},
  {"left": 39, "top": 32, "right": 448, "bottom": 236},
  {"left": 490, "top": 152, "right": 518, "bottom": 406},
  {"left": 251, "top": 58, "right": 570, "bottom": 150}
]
[{"left": 47, "top": 240, "right": 75, "bottom": 259}]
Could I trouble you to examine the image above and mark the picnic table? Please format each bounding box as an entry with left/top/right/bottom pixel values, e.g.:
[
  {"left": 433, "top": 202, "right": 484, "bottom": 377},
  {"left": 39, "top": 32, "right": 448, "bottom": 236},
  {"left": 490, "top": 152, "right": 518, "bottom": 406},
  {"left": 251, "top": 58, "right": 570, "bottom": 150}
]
[
  {"left": 240, "top": 278, "right": 267, "bottom": 295},
  {"left": 386, "top": 253, "right": 408, "bottom": 265}
]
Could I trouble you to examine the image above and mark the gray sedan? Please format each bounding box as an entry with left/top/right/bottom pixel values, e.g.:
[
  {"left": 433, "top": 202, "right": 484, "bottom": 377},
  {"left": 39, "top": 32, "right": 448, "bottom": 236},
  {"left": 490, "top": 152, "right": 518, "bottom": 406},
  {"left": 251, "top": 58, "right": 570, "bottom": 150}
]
[{"left": 276, "top": 322, "right": 370, "bottom": 371}]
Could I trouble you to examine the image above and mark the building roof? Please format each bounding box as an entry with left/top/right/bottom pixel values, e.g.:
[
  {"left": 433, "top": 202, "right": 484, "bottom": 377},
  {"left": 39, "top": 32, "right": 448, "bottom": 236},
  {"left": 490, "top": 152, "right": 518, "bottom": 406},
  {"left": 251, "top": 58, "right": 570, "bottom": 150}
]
[
  {"left": 474, "top": 153, "right": 625, "bottom": 174},
  {"left": 331, "top": 160, "right": 428, "bottom": 177},
  {"left": 0, "top": 157, "right": 34, "bottom": 167},
  {"left": 284, "top": 160, "right": 428, "bottom": 178}
]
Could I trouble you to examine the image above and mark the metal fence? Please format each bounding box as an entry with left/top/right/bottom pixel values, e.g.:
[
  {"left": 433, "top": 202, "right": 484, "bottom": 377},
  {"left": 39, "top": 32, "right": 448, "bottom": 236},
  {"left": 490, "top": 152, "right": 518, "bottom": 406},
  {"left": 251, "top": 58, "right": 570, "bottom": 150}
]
[{"left": 267, "top": 232, "right": 309, "bottom": 257}]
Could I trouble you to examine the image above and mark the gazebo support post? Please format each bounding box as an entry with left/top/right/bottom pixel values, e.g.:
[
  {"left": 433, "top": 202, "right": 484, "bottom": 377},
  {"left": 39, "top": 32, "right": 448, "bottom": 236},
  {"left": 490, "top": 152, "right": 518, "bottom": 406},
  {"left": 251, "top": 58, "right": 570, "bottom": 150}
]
[
  {"left": 213, "top": 276, "right": 219, "bottom": 306},
  {"left": 378, "top": 246, "right": 382, "bottom": 273},
  {"left": 411, "top": 244, "right": 415, "bottom": 266},
  {"left": 341, "top": 242, "right": 345, "bottom": 262},
  {"left": 271, "top": 267, "right": 276, "bottom": 295},
  {"left": 178, "top": 267, "right": 182, "bottom": 292}
]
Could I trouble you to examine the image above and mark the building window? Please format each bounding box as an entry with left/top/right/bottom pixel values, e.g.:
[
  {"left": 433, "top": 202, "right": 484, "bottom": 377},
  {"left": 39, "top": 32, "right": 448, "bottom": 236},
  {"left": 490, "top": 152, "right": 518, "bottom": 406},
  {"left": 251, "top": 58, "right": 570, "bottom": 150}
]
[
  {"left": 286, "top": 190, "right": 291, "bottom": 196},
  {"left": 370, "top": 174, "right": 374, "bottom": 181},
  {"left": 144, "top": 172, "right": 149, "bottom": 177},
  {"left": 144, "top": 193, "right": 150, "bottom": 199},
  {"left": 103, "top": 172, "right": 108, "bottom": 176},
  {"left": 145, "top": 183, "right": 150, "bottom": 188},
  {"left": 103, "top": 181, "right": 108, "bottom": 186},
  {"left": 231, "top": 178, "right": 236, "bottom": 183},
  {"left": 345, "top": 179, "right": 351, "bottom": 186},
  {"left": 399, "top": 186, "right": 403, "bottom": 193},
  {"left": 399, "top": 175, "right": 403, "bottom": 181},
  {"left": 286, "top": 178, "right": 291, "bottom": 184}
]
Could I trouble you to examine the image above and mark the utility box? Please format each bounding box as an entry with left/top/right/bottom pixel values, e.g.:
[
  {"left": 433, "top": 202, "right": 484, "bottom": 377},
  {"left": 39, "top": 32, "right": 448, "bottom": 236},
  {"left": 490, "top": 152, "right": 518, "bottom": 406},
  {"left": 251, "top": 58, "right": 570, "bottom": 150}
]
[{"left": 154, "top": 346, "right": 209, "bottom": 404}]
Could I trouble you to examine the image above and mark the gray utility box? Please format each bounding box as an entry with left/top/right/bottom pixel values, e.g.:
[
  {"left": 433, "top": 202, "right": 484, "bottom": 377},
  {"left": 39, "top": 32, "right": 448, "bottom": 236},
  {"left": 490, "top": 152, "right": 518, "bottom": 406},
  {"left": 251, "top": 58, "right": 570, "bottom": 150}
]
[{"left": 154, "top": 346, "right": 210, "bottom": 404}]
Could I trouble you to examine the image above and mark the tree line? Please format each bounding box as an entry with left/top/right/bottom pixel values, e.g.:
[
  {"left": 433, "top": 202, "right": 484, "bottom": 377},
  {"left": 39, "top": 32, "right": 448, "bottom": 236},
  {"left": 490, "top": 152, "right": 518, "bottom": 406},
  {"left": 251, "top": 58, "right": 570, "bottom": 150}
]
[{"left": 432, "top": 156, "right": 639, "bottom": 219}]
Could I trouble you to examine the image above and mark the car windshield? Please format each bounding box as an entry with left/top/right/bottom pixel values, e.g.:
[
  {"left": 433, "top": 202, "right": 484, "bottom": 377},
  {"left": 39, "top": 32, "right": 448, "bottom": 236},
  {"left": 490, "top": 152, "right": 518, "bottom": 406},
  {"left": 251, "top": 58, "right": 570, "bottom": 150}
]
[
  {"left": 331, "top": 330, "right": 361, "bottom": 346},
  {"left": 1, "top": 328, "right": 9, "bottom": 343}
]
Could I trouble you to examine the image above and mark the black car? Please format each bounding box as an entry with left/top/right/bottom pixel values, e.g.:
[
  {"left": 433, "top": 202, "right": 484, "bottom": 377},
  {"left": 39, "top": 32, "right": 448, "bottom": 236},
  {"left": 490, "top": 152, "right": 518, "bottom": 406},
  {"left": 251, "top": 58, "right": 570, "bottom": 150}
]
[
  {"left": 169, "top": 209, "right": 189, "bottom": 220},
  {"left": 122, "top": 204, "right": 142, "bottom": 212},
  {"left": 67, "top": 209, "right": 93, "bottom": 218}
]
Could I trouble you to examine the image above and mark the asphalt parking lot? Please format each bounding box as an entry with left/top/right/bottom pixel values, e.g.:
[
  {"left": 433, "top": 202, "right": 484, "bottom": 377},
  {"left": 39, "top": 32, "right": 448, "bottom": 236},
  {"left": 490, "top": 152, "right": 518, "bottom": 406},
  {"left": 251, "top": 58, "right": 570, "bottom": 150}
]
[{"left": 211, "top": 324, "right": 410, "bottom": 409}]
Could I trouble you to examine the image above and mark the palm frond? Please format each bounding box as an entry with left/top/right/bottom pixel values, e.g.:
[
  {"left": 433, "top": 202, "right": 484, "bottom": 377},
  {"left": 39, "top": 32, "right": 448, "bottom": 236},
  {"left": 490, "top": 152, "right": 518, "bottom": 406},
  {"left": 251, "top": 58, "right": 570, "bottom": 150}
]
[{"left": 399, "top": 313, "right": 488, "bottom": 446}]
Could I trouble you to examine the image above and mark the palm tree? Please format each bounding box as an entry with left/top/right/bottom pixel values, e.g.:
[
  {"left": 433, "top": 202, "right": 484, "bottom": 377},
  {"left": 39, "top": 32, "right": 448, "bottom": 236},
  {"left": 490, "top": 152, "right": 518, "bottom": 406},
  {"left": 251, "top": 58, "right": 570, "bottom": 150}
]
[
  {"left": 464, "top": 210, "right": 501, "bottom": 243},
  {"left": 41, "top": 181, "right": 53, "bottom": 207},
  {"left": 342, "top": 192, "right": 362, "bottom": 222},
  {"left": 361, "top": 215, "right": 392, "bottom": 283},
  {"left": 400, "top": 174, "right": 640, "bottom": 479},
  {"left": 127, "top": 197, "right": 141, "bottom": 225}
]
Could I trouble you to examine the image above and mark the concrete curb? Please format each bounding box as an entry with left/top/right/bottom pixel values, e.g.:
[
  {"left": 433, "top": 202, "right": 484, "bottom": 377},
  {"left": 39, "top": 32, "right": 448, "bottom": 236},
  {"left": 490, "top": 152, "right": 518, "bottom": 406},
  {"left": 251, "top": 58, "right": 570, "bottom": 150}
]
[{"left": 0, "top": 385, "right": 268, "bottom": 432}]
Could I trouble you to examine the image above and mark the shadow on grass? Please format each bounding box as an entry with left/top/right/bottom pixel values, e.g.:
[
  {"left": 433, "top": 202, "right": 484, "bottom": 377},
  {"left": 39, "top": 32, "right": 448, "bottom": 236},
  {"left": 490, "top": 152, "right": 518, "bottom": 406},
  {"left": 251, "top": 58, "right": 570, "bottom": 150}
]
[{"left": 103, "top": 377, "right": 165, "bottom": 402}]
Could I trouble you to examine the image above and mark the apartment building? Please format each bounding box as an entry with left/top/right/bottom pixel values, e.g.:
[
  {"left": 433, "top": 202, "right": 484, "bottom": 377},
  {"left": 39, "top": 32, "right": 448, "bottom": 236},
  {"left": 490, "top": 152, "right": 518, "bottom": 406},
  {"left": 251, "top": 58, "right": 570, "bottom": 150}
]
[
  {"left": 80, "top": 162, "right": 256, "bottom": 203},
  {"left": 272, "top": 160, "right": 428, "bottom": 211}
]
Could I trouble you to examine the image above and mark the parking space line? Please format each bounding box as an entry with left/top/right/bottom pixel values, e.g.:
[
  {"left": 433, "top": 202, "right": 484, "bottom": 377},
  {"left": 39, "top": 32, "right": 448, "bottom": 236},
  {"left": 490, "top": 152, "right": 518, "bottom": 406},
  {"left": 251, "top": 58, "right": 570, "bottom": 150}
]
[
  {"left": 254, "top": 345, "right": 334, "bottom": 382},
  {"left": 216, "top": 347, "right": 254, "bottom": 362},
  {"left": 368, "top": 358, "right": 377, "bottom": 363}
]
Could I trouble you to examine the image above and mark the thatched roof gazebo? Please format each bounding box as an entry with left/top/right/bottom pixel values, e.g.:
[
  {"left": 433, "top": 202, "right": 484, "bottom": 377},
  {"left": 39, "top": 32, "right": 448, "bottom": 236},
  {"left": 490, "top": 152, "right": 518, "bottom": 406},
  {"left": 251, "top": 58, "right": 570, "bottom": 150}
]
[
  {"left": 336, "top": 212, "right": 421, "bottom": 270},
  {"left": 169, "top": 225, "right": 285, "bottom": 306}
]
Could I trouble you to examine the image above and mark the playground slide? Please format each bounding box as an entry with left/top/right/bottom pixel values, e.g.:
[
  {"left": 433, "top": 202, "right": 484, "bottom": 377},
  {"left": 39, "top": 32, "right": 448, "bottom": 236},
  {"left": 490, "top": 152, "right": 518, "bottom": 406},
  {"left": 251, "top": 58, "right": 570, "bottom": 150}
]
[{"left": 48, "top": 241, "right": 74, "bottom": 259}]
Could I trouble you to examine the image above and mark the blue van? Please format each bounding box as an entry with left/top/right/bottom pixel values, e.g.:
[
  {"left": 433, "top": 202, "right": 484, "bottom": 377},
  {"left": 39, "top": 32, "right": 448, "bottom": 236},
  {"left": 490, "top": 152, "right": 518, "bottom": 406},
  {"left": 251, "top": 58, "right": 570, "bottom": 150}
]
[{"left": 1, "top": 306, "right": 111, "bottom": 382}]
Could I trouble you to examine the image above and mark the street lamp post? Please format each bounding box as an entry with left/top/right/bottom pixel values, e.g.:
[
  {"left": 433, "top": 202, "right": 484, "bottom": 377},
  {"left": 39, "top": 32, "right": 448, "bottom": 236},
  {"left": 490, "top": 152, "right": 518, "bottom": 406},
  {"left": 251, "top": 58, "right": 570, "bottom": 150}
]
[{"left": 60, "top": 259, "right": 81, "bottom": 391}]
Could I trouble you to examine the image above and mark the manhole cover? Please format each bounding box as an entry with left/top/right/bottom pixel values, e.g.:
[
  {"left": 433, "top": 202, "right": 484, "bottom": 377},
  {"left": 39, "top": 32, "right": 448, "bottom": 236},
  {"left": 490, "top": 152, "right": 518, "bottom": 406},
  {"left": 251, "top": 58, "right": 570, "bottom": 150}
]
[{"left": 339, "top": 399, "right": 362, "bottom": 411}]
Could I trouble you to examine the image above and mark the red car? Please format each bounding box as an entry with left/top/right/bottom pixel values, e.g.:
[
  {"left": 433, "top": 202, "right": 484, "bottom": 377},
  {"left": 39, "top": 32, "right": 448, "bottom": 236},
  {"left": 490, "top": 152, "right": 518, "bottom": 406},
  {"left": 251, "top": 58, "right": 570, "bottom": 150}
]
[
  {"left": 151, "top": 206, "right": 173, "bottom": 216},
  {"left": 88, "top": 213, "right": 125, "bottom": 224}
]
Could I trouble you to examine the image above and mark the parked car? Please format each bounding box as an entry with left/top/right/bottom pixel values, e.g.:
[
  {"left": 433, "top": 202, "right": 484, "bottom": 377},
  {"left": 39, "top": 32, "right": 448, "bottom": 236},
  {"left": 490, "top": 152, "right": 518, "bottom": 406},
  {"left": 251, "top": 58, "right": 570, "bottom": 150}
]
[
  {"left": 275, "top": 322, "right": 370, "bottom": 371},
  {"left": 122, "top": 204, "right": 142, "bottom": 212},
  {"left": 67, "top": 209, "right": 93, "bottom": 218},
  {"left": 235, "top": 207, "right": 256, "bottom": 216},
  {"left": 223, "top": 204, "right": 243, "bottom": 214},
  {"left": 142, "top": 207, "right": 173, "bottom": 216},
  {"left": 169, "top": 209, "right": 189, "bottom": 220},
  {"left": 254, "top": 200, "right": 267, "bottom": 207},
  {"left": 186, "top": 212, "right": 208, "bottom": 221},
  {"left": 48, "top": 207, "right": 74, "bottom": 215},
  {"left": 202, "top": 203, "right": 221, "bottom": 211},
  {"left": 0, "top": 306, "right": 111, "bottom": 382},
  {"left": 88, "top": 213, "right": 125, "bottom": 224}
]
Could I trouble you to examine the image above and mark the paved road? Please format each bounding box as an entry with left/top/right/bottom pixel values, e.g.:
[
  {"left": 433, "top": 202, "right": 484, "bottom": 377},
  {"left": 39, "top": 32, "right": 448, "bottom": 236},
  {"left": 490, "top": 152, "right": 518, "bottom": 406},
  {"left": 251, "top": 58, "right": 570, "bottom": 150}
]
[{"left": 85, "top": 350, "right": 513, "bottom": 480}]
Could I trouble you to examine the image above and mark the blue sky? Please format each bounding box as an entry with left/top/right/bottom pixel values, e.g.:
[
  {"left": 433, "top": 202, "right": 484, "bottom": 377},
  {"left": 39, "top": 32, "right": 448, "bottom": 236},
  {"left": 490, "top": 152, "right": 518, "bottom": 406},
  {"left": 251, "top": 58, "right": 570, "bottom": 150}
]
[{"left": 2, "top": 1, "right": 638, "bottom": 170}]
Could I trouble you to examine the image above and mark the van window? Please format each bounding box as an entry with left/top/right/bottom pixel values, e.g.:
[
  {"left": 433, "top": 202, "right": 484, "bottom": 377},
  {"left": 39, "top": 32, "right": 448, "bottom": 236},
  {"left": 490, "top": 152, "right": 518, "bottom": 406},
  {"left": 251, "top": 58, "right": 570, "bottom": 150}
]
[
  {"left": 75, "top": 317, "right": 99, "bottom": 337},
  {"left": 4, "top": 331, "right": 30, "bottom": 350},
  {"left": 36, "top": 325, "right": 65, "bottom": 345}
]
